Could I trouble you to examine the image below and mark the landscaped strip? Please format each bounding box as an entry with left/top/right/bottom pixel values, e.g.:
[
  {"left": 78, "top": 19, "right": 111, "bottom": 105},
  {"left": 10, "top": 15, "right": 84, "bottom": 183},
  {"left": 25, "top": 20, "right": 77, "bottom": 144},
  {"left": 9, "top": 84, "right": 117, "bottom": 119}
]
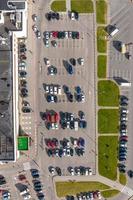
[
  {"left": 119, "top": 173, "right": 127, "bottom": 185},
  {"left": 56, "top": 181, "right": 110, "bottom": 197},
  {"left": 96, "top": 0, "right": 107, "bottom": 24},
  {"left": 97, "top": 26, "right": 107, "bottom": 53},
  {"left": 51, "top": 0, "right": 66, "bottom": 12},
  {"left": 98, "top": 109, "right": 119, "bottom": 133},
  {"left": 97, "top": 55, "right": 107, "bottom": 78},
  {"left": 101, "top": 189, "right": 120, "bottom": 198},
  {"left": 98, "top": 136, "right": 118, "bottom": 180},
  {"left": 71, "top": 0, "right": 94, "bottom": 13},
  {"left": 98, "top": 80, "right": 119, "bottom": 106}
]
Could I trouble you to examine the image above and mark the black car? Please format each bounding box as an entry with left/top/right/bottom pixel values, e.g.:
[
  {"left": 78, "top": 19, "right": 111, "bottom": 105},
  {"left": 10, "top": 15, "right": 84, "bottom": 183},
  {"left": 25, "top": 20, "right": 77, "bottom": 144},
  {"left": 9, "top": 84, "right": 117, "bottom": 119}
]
[
  {"left": 23, "top": 101, "right": 30, "bottom": 106},
  {"left": 46, "top": 12, "right": 51, "bottom": 21},
  {"left": 70, "top": 58, "right": 76, "bottom": 66},
  {"left": 20, "top": 48, "right": 27, "bottom": 53},
  {"left": 128, "top": 170, "right": 133, "bottom": 178},
  {"left": 78, "top": 111, "right": 85, "bottom": 119},
  {"left": 37, "top": 193, "right": 45, "bottom": 200},
  {"left": 75, "top": 12, "right": 79, "bottom": 20},
  {"left": 51, "top": 12, "right": 56, "bottom": 19},
  {"left": 120, "top": 102, "right": 128, "bottom": 106},
  {"left": 0, "top": 179, "right": 6, "bottom": 185},
  {"left": 19, "top": 71, "right": 27, "bottom": 77},
  {"left": 55, "top": 12, "right": 60, "bottom": 20},
  {"left": 34, "top": 181, "right": 41, "bottom": 187},
  {"left": 48, "top": 66, "right": 57, "bottom": 75},
  {"left": 47, "top": 149, "right": 53, "bottom": 157},
  {"left": 56, "top": 167, "right": 62, "bottom": 176},
  {"left": 67, "top": 93, "right": 73, "bottom": 102},
  {"left": 22, "top": 107, "right": 31, "bottom": 113},
  {"left": 63, "top": 85, "right": 69, "bottom": 93}
]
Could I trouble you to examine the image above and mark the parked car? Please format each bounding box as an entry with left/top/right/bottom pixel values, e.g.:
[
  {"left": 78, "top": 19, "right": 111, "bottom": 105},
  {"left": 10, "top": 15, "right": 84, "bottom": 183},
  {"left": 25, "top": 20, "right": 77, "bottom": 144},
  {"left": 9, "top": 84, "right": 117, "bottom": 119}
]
[
  {"left": 48, "top": 66, "right": 57, "bottom": 75},
  {"left": 32, "top": 14, "right": 37, "bottom": 21}
]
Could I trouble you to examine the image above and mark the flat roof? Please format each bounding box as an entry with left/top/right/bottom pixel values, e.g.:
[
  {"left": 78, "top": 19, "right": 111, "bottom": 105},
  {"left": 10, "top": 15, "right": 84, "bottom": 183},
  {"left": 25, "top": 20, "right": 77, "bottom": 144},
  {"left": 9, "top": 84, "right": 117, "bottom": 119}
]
[
  {"left": 0, "top": 0, "right": 25, "bottom": 11},
  {"left": 0, "top": 26, "right": 14, "bottom": 160}
]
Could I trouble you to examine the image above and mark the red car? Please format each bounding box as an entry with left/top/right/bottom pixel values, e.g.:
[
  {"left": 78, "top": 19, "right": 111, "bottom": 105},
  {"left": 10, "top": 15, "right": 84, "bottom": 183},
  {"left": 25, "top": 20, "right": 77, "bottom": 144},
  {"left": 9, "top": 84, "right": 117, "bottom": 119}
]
[
  {"left": 20, "top": 55, "right": 27, "bottom": 60},
  {"left": 47, "top": 139, "right": 55, "bottom": 148},
  {"left": 18, "top": 174, "right": 26, "bottom": 181},
  {"left": 52, "top": 31, "right": 58, "bottom": 38}
]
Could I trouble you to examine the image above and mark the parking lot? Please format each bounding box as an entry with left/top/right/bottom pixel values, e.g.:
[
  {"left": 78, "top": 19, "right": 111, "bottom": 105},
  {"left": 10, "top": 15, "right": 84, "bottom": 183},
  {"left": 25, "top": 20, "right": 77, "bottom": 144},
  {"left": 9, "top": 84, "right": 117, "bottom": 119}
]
[
  {"left": 109, "top": 0, "right": 133, "bottom": 191},
  {"left": 37, "top": 12, "right": 96, "bottom": 182}
]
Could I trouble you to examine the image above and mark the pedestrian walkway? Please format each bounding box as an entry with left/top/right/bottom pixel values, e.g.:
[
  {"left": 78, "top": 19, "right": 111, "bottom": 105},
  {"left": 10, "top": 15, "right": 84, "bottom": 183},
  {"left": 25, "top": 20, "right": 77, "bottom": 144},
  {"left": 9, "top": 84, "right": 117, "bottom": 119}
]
[{"left": 66, "top": 0, "right": 71, "bottom": 12}]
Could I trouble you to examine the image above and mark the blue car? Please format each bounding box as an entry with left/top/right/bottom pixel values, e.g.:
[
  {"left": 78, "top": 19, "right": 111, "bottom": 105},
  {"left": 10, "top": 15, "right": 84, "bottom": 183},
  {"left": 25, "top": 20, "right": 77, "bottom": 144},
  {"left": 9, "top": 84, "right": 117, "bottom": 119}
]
[
  {"left": 67, "top": 65, "right": 74, "bottom": 74},
  {"left": 76, "top": 86, "right": 81, "bottom": 94}
]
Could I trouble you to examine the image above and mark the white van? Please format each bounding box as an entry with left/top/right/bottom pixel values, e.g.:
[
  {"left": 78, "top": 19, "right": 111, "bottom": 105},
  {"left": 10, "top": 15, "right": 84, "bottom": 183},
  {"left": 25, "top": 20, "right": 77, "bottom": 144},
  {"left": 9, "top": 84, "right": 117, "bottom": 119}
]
[{"left": 110, "top": 28, "right": 119, "bottom": 37}]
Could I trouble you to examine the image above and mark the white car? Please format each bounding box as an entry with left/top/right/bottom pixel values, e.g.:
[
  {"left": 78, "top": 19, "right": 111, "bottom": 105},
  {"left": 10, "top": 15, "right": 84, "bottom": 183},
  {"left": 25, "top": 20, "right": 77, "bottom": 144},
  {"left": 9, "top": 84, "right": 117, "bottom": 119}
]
[
  {"left": 54, "top": 86, "right": 58, "bottom": 94},
  {"left": 51, "top": 123, "right": 58, "bottom": 129},
  {"left": 121, "top": 117, "right": 128, "bottom": 121},
  {"left": 70, "top": 168, "right": 74, "bottom": 175},
  {"left": 71, "top": 12, "right": 75, "bottom": 20},
  {"left": 45, "top": 85, "right": 49, "bottom": 93},
  {"left": 32, "top": 24, "right": 37, "bottom": 32},
  {"left": 120, "top": 143, "right": 127, "bottom": 148},
  {"left": 45, "top": 58, "right": 50, "bottom": 66},
  {"left": 58, "top": 86, "right": 62, "bottom": 95},
  {"left": 50, "top": 167, "right": 56, "bottom": 175},
  {"left": 76, "top": 168, "right": 80, "bottom": 176},
  {"left": 18, "top": 61, "right": 26, "bottom": 67},
  {"left": 45, "top": 31, "right": 50, "bottom": 39},
  {"left": 45, "top": 39, "right": 49, "bottom": 47},
  {"left": 63, "top": 148, "right": 66, "bottom": 156},
  {"left": 79, "top": 58, "right": 84, "bottom": 65},
  {"left": 50, "top": 85, "right": 54, "bottom": 94},
  {"left": 33, "top": 14, "right": 37, "bottom": 22},
  {"left": 121, "top": 108, "right": 128, "bottom": 113},
  {"left": 81, "top": 94, "right": 85, "bottom": 102},
  {"left": 68, "top": 31, "right": 72, "bottom": 38},
  {"left": 37, "top": 30, "right": 41, "bottom": 39},
  {"left": 67, "top": 121, "right": 70, "bottom": 128},
  {"left": 65, "top": 31, "right": 68, "bottom": 38},
  {"left": 73, "top": 139, "right": 78, "bottom": 147},
  {"left": 23, "top": 194, "right": 31, "bottom": 200},
  {"left": 19, "top": 66, "right": 26, "bottom": 71}
]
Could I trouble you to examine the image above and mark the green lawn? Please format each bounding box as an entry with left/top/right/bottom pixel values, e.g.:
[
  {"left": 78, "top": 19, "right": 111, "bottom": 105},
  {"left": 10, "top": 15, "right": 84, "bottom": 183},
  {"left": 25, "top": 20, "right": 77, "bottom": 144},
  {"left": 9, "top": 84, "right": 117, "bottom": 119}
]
[
  {"left": 96, "top": 0, "right": 107, "bottom": 24},
  {"left": 97, "top": 55, "right": 107, "bottom": 78},
  {"left": 98, "top": 80, "right": 119, "bottom": 106},
  {"left": 71, "top": 0, "right": 94, "bottom": 13},
  {"left": 98, "top": 136, "right": 118, "bottom": 180},
  {"left": 56, "top": 181, "right": 110, "bottom": 197},
  {"left": 97, "top": 26, "right": 107, "bottom": 53},
  {"left": 51, "top": 0, "right": 66, "bottom": 12},
  {"left": 102, "top": 190, "right": 120, "bottom": 198},
  {"left": 98, "top": 109, "right": 119, "bottom": 133},
  {"left": 119, "top": 173, "right": 127, "bottom": 185}
]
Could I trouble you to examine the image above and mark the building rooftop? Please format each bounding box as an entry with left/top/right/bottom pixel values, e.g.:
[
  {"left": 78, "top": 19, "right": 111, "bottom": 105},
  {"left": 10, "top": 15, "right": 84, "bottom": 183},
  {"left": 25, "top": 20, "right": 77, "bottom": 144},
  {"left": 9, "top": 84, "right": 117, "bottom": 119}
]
[
  {"left": 0, "top": 0, "right": 25, "bottom": 11},
  {"left": 0, "top": 27, "right": 14, "bottom": 161}
]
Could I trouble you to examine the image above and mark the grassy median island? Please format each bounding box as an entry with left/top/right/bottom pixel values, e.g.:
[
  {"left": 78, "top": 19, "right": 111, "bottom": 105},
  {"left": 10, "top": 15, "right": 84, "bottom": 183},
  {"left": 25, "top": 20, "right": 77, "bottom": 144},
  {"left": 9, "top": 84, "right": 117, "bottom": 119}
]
[
  {"left": 98, "top": 136, "right": 118, "bottom": 180},
  {"left": 119, "top": 173, "right": 127, "bottom": 185},
  {"left": 96, "top": 0, "right": 107, "bottom": 24},
  {"left": 102, "top": 189, "right": 120, "bottom": 198},
  {"left": 51, "top": 0, "right": 66, "bottom": 12},
  {"left": 97, "top": 26, "right": 107, "bottom": 53},
  {"left": 97, "top": 55, "right": 107, "bottom": 78},
  {"left": 98, "top": 109, "right": 119, "bottom": 133},
  {"left": 98, "top": 80, "right": 119, "bottom": 106},
  {"left": 71, "top": 0, "right": 94, "bottom": 13},
  {"left": 56, "top": 181, "right": 110, "bottom": 197}
]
